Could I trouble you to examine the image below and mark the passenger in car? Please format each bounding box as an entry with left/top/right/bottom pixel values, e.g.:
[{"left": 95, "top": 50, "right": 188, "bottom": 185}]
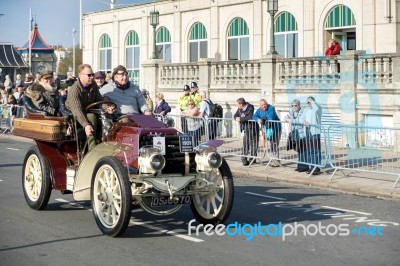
[
  {"left": 22, "top": 70, "right": 61, "bottom": 117},
  {"left": 100, "top": 65, "right": 151, "bottom": 118}
]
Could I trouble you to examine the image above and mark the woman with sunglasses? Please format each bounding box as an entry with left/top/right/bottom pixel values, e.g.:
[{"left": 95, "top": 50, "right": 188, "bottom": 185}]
[
  {"left": 285, "top": 99, "right": 307, "bottom": 172},
  {"left": 182, "top": 99, "right": 202, "bottom": 146}
]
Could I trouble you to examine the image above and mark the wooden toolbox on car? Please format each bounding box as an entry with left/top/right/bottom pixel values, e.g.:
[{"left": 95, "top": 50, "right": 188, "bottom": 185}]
[{"left": 13, "top": 118, "right": 69, "bottom": 141}]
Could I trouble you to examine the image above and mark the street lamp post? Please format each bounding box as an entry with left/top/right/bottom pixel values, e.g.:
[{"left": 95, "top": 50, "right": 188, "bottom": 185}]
[
  {"left": 150, "top": 10, "right": 159, "bottom": 59},
  {"left": 267, "top": 0, "right": 278, "bottom": 55},
  {"left": 72, "top": 27, "right": 77, "bottom": 76}
]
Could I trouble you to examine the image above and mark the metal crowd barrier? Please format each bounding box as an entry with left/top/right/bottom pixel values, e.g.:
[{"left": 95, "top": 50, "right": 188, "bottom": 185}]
[
  {"left": 163, "top": 113, "right": 208, "bottom": 146},
  {"left": 155, "top": 113, "right": 400, "bottom": 188},
  {"left": 0, "top": 105, "right": 26, "bottom": 134},
  {"left": 160, "top": 114, "right": 266, "bottom": 164},
  {"left": 209, "top": 117, "right": 266, "bottom": 164},
  {"left": 327, "top": 125, "right": 400, "bottom": 188},
  {"left": 263, "top": 120, "right": 329, "bottom": 176}
]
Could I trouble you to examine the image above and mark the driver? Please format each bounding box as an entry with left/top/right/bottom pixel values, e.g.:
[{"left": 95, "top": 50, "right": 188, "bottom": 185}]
[
  {"left": 100, "top": 65, "right": 152, "bottom": 118},
  {"left": 65, "top": 64, "right": 103, "bottom": 151}
]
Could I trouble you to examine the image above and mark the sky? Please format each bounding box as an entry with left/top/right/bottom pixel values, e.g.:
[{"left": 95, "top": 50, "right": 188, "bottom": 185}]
[{"left": 0, "top": 0, "right": 152, "bottom": 48}]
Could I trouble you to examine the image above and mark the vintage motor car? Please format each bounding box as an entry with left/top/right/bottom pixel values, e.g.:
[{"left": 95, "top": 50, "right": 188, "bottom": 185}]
[{"left": 13, "top": 101, "right": 234, "bottom": 237}]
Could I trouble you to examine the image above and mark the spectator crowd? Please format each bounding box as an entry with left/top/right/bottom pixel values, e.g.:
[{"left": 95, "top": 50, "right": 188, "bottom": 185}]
[{"left": 1, "top": 62, "right": 324, "bottom": 172}]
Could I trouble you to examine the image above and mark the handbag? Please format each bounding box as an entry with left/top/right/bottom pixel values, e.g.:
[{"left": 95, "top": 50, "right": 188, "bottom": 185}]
[{"left": 266, "top": 128, "right": 273, "bottom": 140}]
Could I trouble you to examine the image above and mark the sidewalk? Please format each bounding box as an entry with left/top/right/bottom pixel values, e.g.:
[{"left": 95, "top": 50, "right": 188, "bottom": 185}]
[
  {"left": 1, "top": 133, "right": 399, "bottom": 201},
  {"left": 226, "top": 155, "right": 400, "bottom": 201}
]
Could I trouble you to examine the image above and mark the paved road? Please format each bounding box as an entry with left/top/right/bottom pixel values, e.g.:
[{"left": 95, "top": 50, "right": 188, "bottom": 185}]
[{"left": 1, "top": 139, "right": 399, "bottom": 266}]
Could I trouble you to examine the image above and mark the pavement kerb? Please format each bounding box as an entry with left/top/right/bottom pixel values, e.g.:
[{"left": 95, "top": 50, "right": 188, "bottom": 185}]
[
  {"left": 1, "top": 133, "right": 399, "bottom": 201},
  {"left": 228, "top": 159, "right": 400, "bottom": 201}
]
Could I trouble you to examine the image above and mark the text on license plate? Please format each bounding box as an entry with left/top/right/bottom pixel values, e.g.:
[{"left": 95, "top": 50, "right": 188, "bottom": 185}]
[{"left": 151, "top": 195, "right": 191, "bottom": 206}]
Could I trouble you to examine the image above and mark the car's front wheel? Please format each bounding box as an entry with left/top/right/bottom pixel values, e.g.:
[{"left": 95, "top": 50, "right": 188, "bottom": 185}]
[
  {"left": 91, "top": 157, "right": 132, "bottom": 237},
  {"left": 190, "top": 159, "right": 234, "bottom": 224},
  {"left": 22, "top": 146, "right": 52, "bottom": 210}
]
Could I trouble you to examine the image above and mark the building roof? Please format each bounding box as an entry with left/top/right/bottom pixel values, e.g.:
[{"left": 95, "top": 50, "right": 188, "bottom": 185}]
[
  {"left": 0, "top": 44, "right": 28, "bottom": 68},
  {"left": 18, "top": 24, "right": 54, "bottom": 54}
]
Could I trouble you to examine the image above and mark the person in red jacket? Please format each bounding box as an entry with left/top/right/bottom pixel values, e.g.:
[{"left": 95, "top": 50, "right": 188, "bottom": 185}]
[
  {"left": 325, "top": 39, "right": 341, "bottom": 56},
  {"left": 325, "top": 39, "right": 341, "bottom": 72}
]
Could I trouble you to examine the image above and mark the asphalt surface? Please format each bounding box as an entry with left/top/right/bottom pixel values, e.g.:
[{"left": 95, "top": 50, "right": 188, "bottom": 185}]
[{"left": 1, "top": 138, "right": 400, "bottom": 265}]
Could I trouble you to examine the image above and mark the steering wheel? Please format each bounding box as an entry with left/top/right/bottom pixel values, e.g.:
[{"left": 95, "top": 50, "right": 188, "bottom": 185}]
[{"left": 86, "top": 100, "right": 115, "bottom": 114}]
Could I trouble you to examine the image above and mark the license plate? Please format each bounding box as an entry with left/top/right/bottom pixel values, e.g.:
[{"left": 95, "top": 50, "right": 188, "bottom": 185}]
[
  {"left": 179, "top": 135, "right": 194, "bottom": 153},
  {"left": 151, "top": 195, "right": 191, "bottom": 206}
]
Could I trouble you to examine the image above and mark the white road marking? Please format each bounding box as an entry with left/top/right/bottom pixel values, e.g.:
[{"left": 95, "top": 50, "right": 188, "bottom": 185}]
[
  {"left": 6, "top": 148, "right": 20, "bottom": 151},
  {"left": 130, "top": 220, "right": 204, "bottom": 243},
  {"left": 55, "top": 198, "right": 203, "bottom": 242},
  {"left": 245, "top": 192, "right": 287, "bottom": 201},
  {"left": 0, "top": 180, "right": 3, "bottom": 182},
  {"left": 322, "top": 206, "right": 372, "bottom": 216},
  {"left": 259, "top": 201, "right": 286, "bottom": 205}
]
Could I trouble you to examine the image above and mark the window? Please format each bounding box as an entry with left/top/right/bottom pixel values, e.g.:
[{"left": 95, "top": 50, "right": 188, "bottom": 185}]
[
  {"left": 227, "top": 17, "right": 249, "bottom": 60},
  {"left": 347, "top": 32, "right": 356, "bottom": 50},
  {"left": 125, "top": 31, "right": 140, "bottom": 85},
  {"left": 189, "top": 22, "right": 207, "bottom": 62},
  {"left": 156, "top": 27, "right": 171, "bottom": 63},
  {"left": 99, "top": 34, "right": 112, "bottom": 72},
  {"left": 325, "top": 5, "right": 356, "bottom": 52},
  {"left": 274, "top": 12, "right": 298, "bottom": 58}
]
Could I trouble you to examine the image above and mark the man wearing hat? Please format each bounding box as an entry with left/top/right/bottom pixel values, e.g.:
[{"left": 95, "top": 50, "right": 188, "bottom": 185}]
[
  {"left": 177, "top": 84, "right": 191, "bottom": 133},
  {"left": 177, "top": 85, "right": 191, "bottom": 111},
  {"left": 189, "top": 81, "right": 201, "bottom": 108},
  {"left": 141, "top": 89, "right": 154, "bottom": 112},
  {"left": 94, "top": 71, "right": 107, "bottom": 88},
  {"left": 23, "top": 70, "right": 61, "bottom": 117},
  {"left": 100, "top": 65, "right": 151, "bottom": 117},
  {"left": 66, "top": 64, "right": 103, "bottom": 151}
]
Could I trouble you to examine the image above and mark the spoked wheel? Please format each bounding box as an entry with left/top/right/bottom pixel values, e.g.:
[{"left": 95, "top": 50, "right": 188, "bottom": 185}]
[
  {"left": 91, "top": 156, "right": 132, "bottom": 237},
  {"left": 22, "top": 146, "right": 52, "bottom": 210},
  {"left": 190, "top": 159, "right": 234, "bottom": 224}
]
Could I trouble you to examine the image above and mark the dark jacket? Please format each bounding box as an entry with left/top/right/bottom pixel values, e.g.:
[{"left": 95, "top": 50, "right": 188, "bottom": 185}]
[
  {"left": 154, "top": 100, "right": 171, "bottom": 115},
  {"left": 23, "top": 82, "right": 61, "bottom": 116},
  {"left": 233, "top": 102, "right": 257, "bottom": 132},
  {"left": 66, "top": 80, "right": 102, "bottom": 128}
]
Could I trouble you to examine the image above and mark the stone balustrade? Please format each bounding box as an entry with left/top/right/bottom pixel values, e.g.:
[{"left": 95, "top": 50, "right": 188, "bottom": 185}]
[{"left": 142, "top": 51, "right": 400, "bottom": 129}]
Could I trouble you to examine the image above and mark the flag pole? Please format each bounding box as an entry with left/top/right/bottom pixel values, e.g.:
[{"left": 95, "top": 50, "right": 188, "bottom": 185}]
[
  {"left": 28, "top": 8, "right": 32, "bottom": 74},
  {"left": 79, "top": 0, "right": 82, "bottom": 49}
]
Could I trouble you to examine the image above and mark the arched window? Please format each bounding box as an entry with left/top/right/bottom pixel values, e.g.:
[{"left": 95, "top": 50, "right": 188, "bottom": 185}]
[
  {"left": 325, "top": 5, "right": 356, "bottom": 51},
  {"left": 274, "top": 12, "right": 298, "bottom": 58},
  {"left": 156, "top": 27, "right": 171, "bottom": 63},
  {"left": 189, "top": 22, "right": 207, "bottom": 62},
  {"left": 227, "top": 17, "right": 249, "bottom": 60},
  {"left": 125, "top": 31, "right": 140, "bottom": 85},
  {"left": 99, "top": 34, "right": 112, "bottom": 72}
]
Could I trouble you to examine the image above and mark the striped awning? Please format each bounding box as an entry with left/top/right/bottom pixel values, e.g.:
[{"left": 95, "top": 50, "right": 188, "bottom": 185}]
[
  {"left": 325, "top": 5, "right": 356, "bottom": 29},
  {"left": 0, "top": 44, "right": 28, "bottom": 68}
]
